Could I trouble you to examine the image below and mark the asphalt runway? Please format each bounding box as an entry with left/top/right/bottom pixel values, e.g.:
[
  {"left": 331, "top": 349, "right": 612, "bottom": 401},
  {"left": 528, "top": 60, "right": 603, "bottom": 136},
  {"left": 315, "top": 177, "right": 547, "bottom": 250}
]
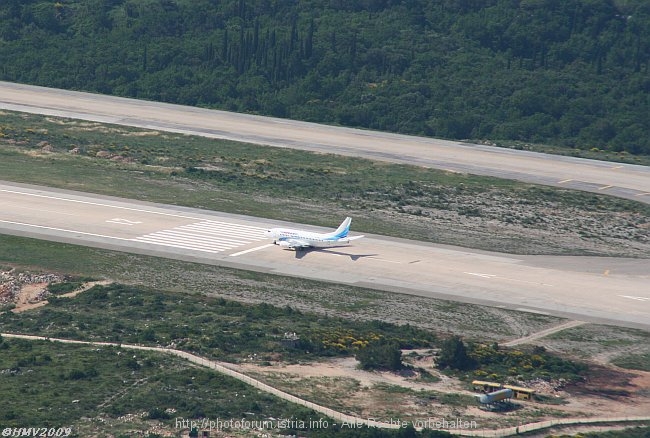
[
  {"left": 1, "top": 81, "right": 649, "bottom": 204},
  {"left": 1, "top": 182, "right": 648, "bottom": 330}
]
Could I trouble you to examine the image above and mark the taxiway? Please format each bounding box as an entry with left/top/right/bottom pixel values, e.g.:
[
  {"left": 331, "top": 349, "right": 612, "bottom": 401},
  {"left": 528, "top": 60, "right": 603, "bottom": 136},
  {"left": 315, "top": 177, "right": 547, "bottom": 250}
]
[{"left": 1, "top": 81, "right": 649, "bottom": 204}]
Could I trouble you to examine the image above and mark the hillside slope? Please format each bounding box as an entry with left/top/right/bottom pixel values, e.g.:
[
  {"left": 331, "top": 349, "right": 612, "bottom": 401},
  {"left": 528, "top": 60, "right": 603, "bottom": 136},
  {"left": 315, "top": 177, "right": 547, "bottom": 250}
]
[{"left": 0, "top": 0, "right": 648, "bottom": 154}]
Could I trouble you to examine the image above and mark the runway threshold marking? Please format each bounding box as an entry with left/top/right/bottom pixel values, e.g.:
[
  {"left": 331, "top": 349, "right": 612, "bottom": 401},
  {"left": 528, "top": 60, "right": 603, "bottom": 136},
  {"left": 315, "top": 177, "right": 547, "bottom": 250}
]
[
  {"left": 229, "top": 244, "right": 275, "bottom": 257},
  {"left": 106, "top": 218, "right": 143, "bottom": 225},
  {"left": 133, "top": 220, "right": 266, "bottom": 254},
  {"left": 1, "top": 218, "right": 265, "bottom": 255}
]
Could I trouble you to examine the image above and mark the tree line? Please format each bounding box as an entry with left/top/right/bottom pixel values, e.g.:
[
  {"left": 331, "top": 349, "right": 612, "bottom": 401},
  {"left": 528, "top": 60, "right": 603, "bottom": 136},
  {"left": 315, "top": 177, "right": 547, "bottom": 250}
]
[{"left": 1, "top": 0, "right": 648, "bottom": 155}]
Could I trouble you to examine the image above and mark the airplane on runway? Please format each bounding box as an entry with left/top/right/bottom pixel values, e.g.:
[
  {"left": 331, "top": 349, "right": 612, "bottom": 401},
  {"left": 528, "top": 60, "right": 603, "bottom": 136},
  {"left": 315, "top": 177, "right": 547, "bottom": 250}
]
[{"left": 264, "top": 217, "right": 364, "bottom": 250}]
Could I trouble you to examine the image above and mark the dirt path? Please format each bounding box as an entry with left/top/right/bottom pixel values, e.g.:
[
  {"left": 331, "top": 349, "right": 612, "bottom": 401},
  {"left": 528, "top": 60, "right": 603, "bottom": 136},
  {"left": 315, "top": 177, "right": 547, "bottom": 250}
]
[
  {"left": 11, "top": 280, "right": 111, "bottom": 313},
  {"left": 502, "top": 320, "right": 586, "bottom": 347},
  {"left": 234, "top": 355, "right": 473, "bottom": 395}
]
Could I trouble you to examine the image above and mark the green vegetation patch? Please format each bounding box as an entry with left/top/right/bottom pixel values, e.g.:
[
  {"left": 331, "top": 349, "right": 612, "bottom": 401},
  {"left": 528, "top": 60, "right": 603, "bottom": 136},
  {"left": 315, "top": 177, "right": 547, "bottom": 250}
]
[
  {"left": 47, "top": 277, "right": 95, "bottom": 295},
  {"left": 0, "top": 336, "right": 304, "bottom": 431},
  {"left": 356, "top": 339, "right": 403, "bottom": 371},
  {"left": 542, "top": 324, "right": 650, "bottom": 367},
  {"left": 469, "top": 343, "right": 588, "bottom": 382},
  {"left": 437, "top": 338, "right": 587, "bottom": 383},
  {"left": 0, "top": 338, "right": 456, "bottom": 437},
  {"left": 0, "top": 283, "right": 436, "bottom": 363},
  {"left": 611, "top": 353, "right": 650, "bottom": 372},
  {"left": 555, "top": 427, "right": 650, "bottom": 438}
]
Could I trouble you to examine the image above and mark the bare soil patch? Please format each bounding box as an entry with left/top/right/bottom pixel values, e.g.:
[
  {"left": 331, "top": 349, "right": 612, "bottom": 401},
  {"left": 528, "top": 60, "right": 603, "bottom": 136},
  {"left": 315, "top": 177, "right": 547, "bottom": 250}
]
[
  {"left": 13, "top": 282, "right": 50, "bottom": 312},
  {"left": 0, "top": 268, "right": 109, "bottom": 313},
  {"left": 233, "top": 351, "right": 650, "bottom": 429}
]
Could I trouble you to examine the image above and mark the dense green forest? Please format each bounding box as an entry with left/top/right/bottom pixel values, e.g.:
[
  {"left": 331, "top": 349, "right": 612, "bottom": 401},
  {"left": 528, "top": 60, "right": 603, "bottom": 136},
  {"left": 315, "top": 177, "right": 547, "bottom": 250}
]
[{"left": 1, "top": 0, "right": 649, "bottom": 154}]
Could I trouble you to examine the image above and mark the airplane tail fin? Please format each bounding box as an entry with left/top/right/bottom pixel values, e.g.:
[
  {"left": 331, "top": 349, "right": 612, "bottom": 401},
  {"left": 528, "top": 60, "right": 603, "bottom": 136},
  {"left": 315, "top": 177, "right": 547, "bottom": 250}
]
[{"left": 329, "top": 217, "right": 352, "bottom": 239}]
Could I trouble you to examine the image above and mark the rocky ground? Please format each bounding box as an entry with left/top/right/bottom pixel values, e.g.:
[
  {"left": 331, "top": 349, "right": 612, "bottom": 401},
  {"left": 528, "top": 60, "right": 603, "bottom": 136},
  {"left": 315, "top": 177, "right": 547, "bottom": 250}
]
[
  {"left": 232, "top": 346, "right": 650, "bottom": 430},
  {"left": 0, "top": 269, "right": 63, "bottom": 311}
]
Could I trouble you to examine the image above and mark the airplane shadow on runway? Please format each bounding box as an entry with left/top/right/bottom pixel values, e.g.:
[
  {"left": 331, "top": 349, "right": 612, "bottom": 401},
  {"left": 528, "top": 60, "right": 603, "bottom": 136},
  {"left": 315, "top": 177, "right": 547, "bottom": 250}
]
[{"left": 293, "top": 248, "right": 378, "bottom": 261}]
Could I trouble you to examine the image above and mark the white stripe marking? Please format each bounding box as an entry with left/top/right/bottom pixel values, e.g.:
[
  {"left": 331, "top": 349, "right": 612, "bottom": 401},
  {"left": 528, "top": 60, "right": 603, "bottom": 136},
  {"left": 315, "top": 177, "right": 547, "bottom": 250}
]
[
  {"left": 132, "top": 240, "right": 223, "bottom": 253},
  {"left": 619, "top": 295, "right": 650, "bottom": 302},
  {"left": 229, "top": 244, "right": 275, "bottom": 257},
  {"left": 0, "top": 189, "right": 203, "bottom": 220},
  {"left": 176, "top": 226, "right": 265, "bottom": 241},
  {"left": 464, "top": 272, "right": 497, "bottom": 279},
  {"left": 0, "top": 189, "right": 263, "bottom": 227},
  {"left": 515, "top": 308, "right": 550, "bottom": 315},
  {"left": 367, "top": 258, "right": 402, "bottom": 264},
  {"left": 133, "top": 235, "right": 236, "bottom": 250},
  {"left": 148, "top": 229, "right": 252, "bottom": 244},
  {"left": 0, "top": 219, "right": 131, "bottom": 241},
  {"left": 183, "top": 221, "right": 266, "bottom": 233},
  {"left": 106, "top": 218, "right": 143, "bottom": 225}
]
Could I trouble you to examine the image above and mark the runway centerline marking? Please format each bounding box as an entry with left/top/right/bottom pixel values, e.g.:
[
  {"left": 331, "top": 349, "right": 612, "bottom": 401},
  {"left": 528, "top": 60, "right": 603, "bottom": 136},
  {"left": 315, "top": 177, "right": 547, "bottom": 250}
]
[
  {"left": 229, "top": 244, "right": 275, "bottom": 257},
  {"left": 464, "top": 271, "right": 553, "bottom": 286},
  {"left": 598, "top": 185, "right": 613, "bottom": 190},
  {"left": 464, "top": 272, "right": 496, "bottom": 279},
  {"left": 367, "top": 257, "right": 402, "bottom": 264},
  {"left": 557, "top": 179, "right": 573, "bottom": 184}
]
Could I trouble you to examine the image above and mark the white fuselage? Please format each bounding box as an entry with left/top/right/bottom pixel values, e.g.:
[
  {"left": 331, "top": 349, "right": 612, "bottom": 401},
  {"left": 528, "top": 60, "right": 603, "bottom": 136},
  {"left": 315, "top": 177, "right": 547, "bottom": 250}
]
[
  {"left": 264, "top": 217, "right": 362, "bottom": 250},
  {"left": 264, "top": 228, "right": 350, "bottom": 248}
]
